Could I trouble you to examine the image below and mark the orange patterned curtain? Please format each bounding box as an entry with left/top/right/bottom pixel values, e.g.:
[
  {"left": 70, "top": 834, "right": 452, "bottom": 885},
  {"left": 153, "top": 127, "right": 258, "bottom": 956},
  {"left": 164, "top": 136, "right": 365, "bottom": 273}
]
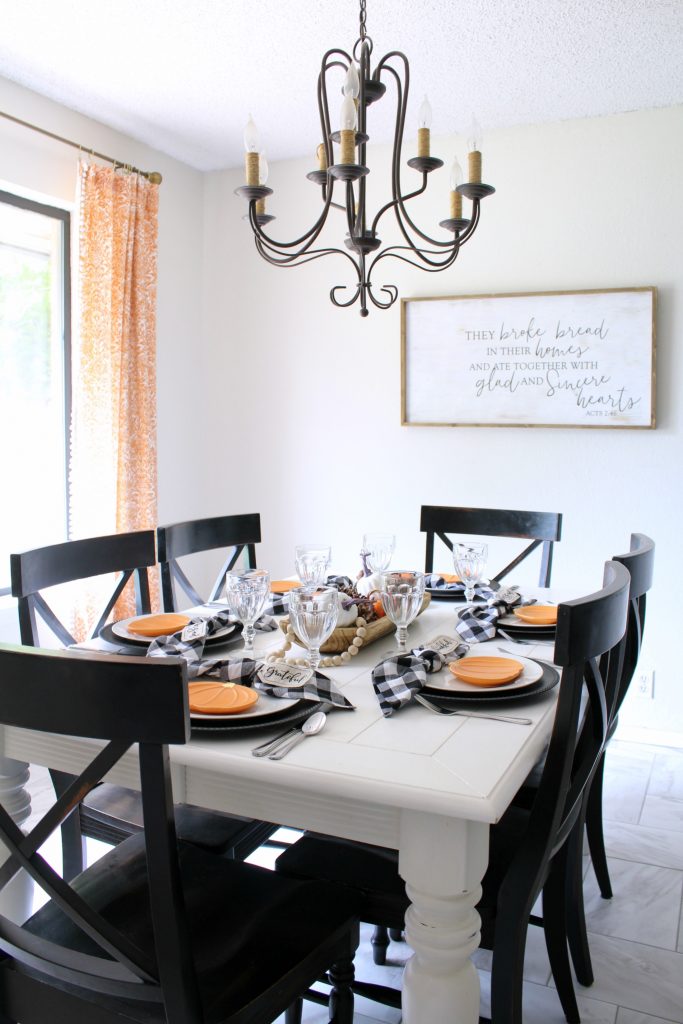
[{"left": 69, "top": 161, "right": 159, "bottom": 634}]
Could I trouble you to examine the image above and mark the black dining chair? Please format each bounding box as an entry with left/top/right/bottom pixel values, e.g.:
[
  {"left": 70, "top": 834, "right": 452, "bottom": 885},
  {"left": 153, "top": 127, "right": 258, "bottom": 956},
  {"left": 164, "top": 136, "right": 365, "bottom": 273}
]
[
  {"left": 0, "top": 643, "right": 360, "bottom": 1024},
  {"left": 10, "top": 532, "right": 274, "bottom": 881},
  {"left": 420, "top": 504, "right": 563, "bottom": 586},
  {"left": 157, "top": 513, "right": 261, "bottom": 612},
  {"left": 276, "top": 560, "right": 630, "bottom": 1024},
  {"left": 585, "top": 533, "right": 655, "bottom": 900}
]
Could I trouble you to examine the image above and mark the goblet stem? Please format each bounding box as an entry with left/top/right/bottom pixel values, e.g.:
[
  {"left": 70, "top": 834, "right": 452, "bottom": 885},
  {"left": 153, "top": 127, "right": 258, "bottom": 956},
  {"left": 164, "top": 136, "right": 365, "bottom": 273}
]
[
  {"left": 242, "top": 622, "right": 256, "bottom": 654},
  {"left": 464, "top": 582, "right": 475, "bottom": 604},
  {"left": 308, "top": 647, "right": 321, "bottom": 672},
  {"left": 396, "top": 625, "right": 408, "bottom": 654}
]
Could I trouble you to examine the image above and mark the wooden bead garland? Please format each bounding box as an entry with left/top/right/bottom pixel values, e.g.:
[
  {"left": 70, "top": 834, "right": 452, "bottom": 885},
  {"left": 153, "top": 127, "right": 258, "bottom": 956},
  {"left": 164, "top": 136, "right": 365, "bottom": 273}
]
[{"left": 265, "top": 616, "right": 367, "bottom": 668}]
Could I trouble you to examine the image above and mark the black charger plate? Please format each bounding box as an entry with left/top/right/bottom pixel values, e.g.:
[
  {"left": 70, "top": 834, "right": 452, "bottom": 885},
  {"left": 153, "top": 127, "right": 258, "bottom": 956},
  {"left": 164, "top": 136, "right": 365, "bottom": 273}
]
[{"left": 423, "top": 661, "right": 559, "bottom": 706}]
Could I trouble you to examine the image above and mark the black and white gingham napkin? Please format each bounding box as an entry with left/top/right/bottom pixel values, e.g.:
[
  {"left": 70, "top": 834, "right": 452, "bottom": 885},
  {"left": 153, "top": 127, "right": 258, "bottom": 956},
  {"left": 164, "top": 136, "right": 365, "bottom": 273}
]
[
  {"left": 372, "top": 643, "right": 468, "bottom": 717},
  {"left": 454, "top": 585, "right": 526, "bottom": 644},
  {"left": 147, "top": 623, "right": 354, "bottom": 709}
]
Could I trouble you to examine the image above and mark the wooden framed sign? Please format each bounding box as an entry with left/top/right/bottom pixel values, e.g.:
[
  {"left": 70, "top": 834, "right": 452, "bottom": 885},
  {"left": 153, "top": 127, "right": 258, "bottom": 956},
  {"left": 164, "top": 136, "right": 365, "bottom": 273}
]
[{"left": 401, "top": 287, "right": 656, "bottom": 428}]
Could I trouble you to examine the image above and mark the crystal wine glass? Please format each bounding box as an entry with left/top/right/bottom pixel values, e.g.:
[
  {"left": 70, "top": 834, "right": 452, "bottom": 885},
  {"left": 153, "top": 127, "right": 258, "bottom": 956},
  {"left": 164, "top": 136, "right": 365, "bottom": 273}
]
[
  {"left": 294, "top": 544, "right": 332, "bottom": 587},
  {"left": 362, "top": 533, "right": 396, "bottom": 574},
  {"left": 288, "top": 585, "right": 339, "bottom": 671},
  {"left": 224, "top": 569, "right": 270, "bottom": 655},
  {"left": 379, "top": 570, "right": 426, "bottom": 655},
  {"left": 453, "top": 543, "right": 488, "bottom": 604}
]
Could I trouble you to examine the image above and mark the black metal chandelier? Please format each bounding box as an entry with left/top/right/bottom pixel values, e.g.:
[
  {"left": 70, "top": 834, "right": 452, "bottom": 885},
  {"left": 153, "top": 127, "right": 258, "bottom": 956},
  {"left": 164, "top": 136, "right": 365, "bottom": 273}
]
[{"left": 235, "top": 0, "right": 495, "bottom": 317}]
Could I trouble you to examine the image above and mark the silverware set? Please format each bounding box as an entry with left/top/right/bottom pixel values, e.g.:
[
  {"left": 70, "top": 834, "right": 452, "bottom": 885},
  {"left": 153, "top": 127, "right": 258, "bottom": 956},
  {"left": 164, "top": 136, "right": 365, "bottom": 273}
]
[{"left": 252, "top": 704, "right": 331, "bottom": 759}]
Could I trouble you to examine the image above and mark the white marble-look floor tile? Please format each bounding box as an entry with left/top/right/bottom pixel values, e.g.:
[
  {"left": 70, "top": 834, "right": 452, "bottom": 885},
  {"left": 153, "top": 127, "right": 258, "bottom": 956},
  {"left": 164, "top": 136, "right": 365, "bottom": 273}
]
[
  {"left": 616, "top": 1010, "right": 679, "bottom": 1024},
  {"left": 556, "top": 933, "right": 683, "bottom": 1022},
  {"left": 639, "top": 795, "right": 683, "bottom": 833},
  {"left": 602, "top": 749, "right": 653, "bottom": 824},
  {"left": 583, "top": 860, "right": 683, "bottom": 949},
  {"left": 648, "top": 750, "right": 683, "bottom": 802},
  {"left": 603, "top": 820, "right": 683, "bottom": 871},
  {"left": 478, "top": 970, "right": 618, "bottom": 1024}
]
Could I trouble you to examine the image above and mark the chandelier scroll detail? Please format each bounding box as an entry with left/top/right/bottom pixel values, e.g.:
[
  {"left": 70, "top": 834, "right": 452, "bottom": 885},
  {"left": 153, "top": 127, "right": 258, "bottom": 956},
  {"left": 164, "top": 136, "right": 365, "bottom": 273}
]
[{"left": 235, "top": 0, "right": 495, "bottom": 317}]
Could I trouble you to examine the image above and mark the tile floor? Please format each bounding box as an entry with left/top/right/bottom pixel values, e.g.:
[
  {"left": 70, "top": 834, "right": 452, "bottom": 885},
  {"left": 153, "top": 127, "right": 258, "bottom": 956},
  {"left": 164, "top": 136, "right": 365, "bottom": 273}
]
[{"left": 22, "top": 738, "right": 683, "bottom": 1023}]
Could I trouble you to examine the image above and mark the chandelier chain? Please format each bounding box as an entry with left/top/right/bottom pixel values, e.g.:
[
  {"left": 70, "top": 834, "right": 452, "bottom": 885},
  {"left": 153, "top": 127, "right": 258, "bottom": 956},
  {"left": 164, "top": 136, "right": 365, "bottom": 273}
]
[{"left": 359, "top": 0, "right": 367, "bottom": 41}]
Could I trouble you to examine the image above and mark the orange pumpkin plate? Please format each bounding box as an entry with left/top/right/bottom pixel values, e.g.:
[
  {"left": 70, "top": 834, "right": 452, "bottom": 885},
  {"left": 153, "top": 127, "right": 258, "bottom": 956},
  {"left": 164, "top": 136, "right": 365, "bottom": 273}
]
[
  {"left": 449, "top": 656, "right": 524, "bottom": 687},
  {"left": 270, "top": 580, "right": 303, "bottom": 594},
  {"left": 188, "top": 682, "right": 259, "bottom": 715},
  {"left": 513, "top": 605, "right": 558, "bottom": 626},
  {"left": 127, "top": 613, "right": 191, "bottom": 638}
]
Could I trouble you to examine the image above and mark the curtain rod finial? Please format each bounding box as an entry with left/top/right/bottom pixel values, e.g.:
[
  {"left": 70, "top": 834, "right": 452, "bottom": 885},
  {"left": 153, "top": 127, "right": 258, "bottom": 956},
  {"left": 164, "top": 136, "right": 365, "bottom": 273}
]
[{"left": 147, "top": 172, "right": 162, "bottom": 185}]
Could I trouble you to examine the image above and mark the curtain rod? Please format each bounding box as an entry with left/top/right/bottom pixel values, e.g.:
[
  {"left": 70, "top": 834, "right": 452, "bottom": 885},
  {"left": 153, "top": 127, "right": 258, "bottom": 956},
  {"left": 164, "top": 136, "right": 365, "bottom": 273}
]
[{"left": 0, "top": 109, "right": 163, "bottom": 184}]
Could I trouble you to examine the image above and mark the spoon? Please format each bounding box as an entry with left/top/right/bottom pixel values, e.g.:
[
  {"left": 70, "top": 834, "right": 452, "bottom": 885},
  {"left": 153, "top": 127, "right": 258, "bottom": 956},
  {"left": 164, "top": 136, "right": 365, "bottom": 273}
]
[
  {"left": 267, "top": 710, "right": 328, "bottom": 760},
  {"left": 413, "top": 693, "right": 532, "bottom": 725}
]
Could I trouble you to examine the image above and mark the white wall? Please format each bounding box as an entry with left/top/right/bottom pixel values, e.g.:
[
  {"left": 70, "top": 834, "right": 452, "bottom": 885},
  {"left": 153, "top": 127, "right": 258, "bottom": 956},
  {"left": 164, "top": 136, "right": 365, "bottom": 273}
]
[{"left": 204, "top": 105, "right": 683, "bottom": 738}]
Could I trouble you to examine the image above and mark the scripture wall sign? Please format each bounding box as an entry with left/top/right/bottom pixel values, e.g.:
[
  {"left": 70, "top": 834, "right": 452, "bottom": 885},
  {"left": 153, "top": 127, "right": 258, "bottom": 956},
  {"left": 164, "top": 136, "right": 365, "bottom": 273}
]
[{"left": 401, "top": 288, "right": 656, "bottom": 428}]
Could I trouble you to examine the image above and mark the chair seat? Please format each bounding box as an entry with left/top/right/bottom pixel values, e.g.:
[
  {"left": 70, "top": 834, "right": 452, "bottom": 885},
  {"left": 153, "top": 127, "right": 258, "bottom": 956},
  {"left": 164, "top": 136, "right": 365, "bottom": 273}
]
[
  {"left": 81, "top": 784, "right": 275, "bottom": 857},
  {"left": 24, "top": 834, "right": 361, "bottom": 1024}
]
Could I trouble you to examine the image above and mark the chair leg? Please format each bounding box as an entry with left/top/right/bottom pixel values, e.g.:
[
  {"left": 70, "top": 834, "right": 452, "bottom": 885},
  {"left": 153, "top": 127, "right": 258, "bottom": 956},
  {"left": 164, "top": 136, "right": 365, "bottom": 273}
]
[
  {"left": 328, "top": 956, "right": 355, "bottom": 1024},
  {"left": 49, "top": 770, "right": 85, "bottom": 881},
  {"left": 566, "top": 813, "right": 594, "bottom": 987},
  {"left": 586, "top": 754, "right": 613, "bottom": 899},
  {"left": 542, "top": 849, "right": 581, "bottom": 1024},
  {"left": 371, "top": 924, "right": 389, "bottom": 965},
  {"left": 388, "top": 927, "right": 404, "bottom": 942},
  {"left": 284, "top": 998, "right": 303, "bottom": 1024},
  {"left": 490, "top": 910, "right": 528, "bottom": 1024}
]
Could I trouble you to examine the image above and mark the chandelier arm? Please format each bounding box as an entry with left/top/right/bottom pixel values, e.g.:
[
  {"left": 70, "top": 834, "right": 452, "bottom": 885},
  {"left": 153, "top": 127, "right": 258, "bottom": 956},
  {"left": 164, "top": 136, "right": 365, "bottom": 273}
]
[
  {"left": 247, "top": 189, "right": 335, "bottom": 253},
  {"left": 331, "top": 282, "right": 363, "bottom": 308},
  {"left": 255, "top": 236, "right": 361, "bottom": 272},
  {"left": 369, "top": 242, "right": 461, "bottom": 275}
]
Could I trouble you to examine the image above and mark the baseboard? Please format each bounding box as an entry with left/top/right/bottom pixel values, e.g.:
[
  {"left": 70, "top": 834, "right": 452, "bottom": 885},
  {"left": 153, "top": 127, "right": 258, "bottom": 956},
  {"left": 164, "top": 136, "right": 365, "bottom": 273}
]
[{"left": 614, "top": 722, "right": 683, "bottom": 749}]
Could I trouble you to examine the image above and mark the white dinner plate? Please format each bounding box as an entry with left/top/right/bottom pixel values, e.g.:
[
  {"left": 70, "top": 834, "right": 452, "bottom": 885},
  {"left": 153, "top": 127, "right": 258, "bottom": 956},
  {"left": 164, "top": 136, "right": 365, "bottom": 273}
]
[{"left": 427, "top": 655, "right": 543, "bottom": 694}]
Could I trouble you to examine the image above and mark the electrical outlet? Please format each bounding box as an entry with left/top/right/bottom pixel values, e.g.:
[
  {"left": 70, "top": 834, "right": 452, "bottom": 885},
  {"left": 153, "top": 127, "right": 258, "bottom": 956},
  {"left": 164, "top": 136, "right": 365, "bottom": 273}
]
[{"left": 635, "top": 669, "right": 655, "bottom": 700}]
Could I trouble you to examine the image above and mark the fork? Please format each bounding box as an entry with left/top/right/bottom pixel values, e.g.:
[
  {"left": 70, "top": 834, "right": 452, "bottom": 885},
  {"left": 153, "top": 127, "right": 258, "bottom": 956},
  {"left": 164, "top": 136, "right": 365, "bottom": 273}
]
[{"left": 413, "top": 693, "right": 532, "bottom": 725}]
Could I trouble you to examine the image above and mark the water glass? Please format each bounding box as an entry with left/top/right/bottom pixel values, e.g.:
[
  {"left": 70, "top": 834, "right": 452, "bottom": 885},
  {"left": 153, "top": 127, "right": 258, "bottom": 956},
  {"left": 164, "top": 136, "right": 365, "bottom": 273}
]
[
  {"left": 224, "top": 569, "right": 270, "bottom": 655},
  {"left": 362, "top": 533, "right": 396, "bottom": 574},
  {"left": 295, "top": 544, "right": 331, "bottom": 587},
  {"left": 379, "top": 570, "right": 425, "bottom": 655},
  {"left": 288, "top": 585, "right": 339, "bottom": 671},
  {"left": 453, "top": 543, "right": 488, "bottom": 604}
]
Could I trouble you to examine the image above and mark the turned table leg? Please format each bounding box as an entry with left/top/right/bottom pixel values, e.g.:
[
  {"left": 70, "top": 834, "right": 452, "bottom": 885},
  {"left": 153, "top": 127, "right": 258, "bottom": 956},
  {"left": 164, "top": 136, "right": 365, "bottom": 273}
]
[{"left": 398, "top": 810, "right": 489, "bottom": 1024}]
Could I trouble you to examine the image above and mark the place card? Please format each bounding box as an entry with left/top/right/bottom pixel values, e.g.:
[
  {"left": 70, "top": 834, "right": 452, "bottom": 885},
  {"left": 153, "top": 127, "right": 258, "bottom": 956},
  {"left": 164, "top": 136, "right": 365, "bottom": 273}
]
[
  {"left": 181, "top": 620, "right": 209, "bottom": 643},
  {"left": 257, "top": 660, "right": 313, "bottom": 687},
  {"left": 425, "top": 635, "right": 462, "bottom": 656}
]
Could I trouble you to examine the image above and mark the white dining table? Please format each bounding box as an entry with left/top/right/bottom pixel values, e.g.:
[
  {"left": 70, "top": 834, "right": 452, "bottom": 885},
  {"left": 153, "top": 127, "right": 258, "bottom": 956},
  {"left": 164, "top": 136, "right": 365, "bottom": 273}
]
[{"left": 0, "top": 592, "right": 568, "bottom": 1024}]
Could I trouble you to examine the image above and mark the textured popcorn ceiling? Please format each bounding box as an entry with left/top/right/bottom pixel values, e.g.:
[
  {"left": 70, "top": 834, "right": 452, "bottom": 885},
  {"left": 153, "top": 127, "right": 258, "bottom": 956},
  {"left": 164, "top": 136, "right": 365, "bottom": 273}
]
[{"left": 0, "top": 0, "right": 682, "bottom": 171}]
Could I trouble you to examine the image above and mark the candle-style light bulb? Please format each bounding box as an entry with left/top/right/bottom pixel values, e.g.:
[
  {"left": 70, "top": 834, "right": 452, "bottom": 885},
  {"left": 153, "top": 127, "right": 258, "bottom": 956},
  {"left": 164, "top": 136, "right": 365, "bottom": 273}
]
[
  {"left": 418, "top": 95, "right": 433, "bottom": 129},
  {"left": 449, "top": 157, "right": 463, "bottom": 219},
  {"left": 467, "top": 116, "right": 483, "bottom": 184},
  {"left": 467, "top": 116, "right": 482, "bottom": 153},
  {"left": 340, "top": 94, "right": 358, "bottom": 131},
  {"left": 244, "top": 114, "right": 260, "bottom": 153},
  {"left": 344, "top": 62, "right": 360, "bottom": 98},
  {"left": 417, "top": 95, "right": 432, "bottom": 158},
  {"left": 244, "top": 115, "right": 261, "bottom": 186},
  {"left": 449, "top": 157, "right": 463, "bottom": 190}
]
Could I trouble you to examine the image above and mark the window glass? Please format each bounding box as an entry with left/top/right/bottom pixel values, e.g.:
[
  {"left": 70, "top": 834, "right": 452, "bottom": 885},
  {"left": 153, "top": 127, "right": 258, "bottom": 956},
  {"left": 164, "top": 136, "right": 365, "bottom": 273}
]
[{"left": 0, "top": 192, "right": 70, "bottom": 591}]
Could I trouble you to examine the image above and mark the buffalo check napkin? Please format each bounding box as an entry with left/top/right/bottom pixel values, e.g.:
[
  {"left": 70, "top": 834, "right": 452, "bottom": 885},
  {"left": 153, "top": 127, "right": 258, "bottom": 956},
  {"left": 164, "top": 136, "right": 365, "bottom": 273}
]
[
  {"left": 372, "top": 643, "right": 468, "bottom": 717},
  {"left": 454, "top": 585, "right": 527, "bottom": 643},
  {"left": 147, "top": 614, "right": 353, "bottom": 709}
]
